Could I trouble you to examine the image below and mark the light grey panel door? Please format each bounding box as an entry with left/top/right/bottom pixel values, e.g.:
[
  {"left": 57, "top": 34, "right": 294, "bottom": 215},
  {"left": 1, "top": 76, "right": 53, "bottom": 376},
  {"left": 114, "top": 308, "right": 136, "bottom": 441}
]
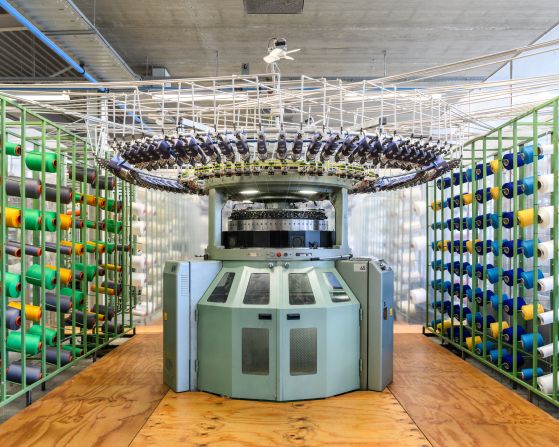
[
  {"left": 278, "top": 268, "right": 327, "bottom": 401},
  {"left": 232, "top": 270, "right": 278, "bottom": 400}
]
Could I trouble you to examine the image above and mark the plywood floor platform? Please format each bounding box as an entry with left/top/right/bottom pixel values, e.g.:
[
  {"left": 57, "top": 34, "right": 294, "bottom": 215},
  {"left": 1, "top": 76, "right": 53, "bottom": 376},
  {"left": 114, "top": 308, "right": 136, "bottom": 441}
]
[
  {"left": 132, "top": 390, "right": 429, "bottom": 447},
  {"left": 391, "top": 334, "right": 559, "bottom": 447},
  {"left": 1, "top": 323, "right": 559, "bottom": 447},
  {"left": 0, "top": 324, "right": 168, "bottom": 447}
]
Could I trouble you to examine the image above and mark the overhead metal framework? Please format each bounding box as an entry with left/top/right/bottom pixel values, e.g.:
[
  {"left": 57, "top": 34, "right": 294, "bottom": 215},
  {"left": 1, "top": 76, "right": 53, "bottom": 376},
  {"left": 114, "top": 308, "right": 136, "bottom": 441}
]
[
  {"left": 0, "top": 37, "right": 557, "bottom": 194},
  {"left": 0, "top": 75, "right": 463, "bottom": 145}
]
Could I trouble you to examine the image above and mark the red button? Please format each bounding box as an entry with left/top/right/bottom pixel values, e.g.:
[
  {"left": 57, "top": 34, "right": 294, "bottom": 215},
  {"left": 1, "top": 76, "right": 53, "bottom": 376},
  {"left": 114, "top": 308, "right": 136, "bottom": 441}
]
[{"left": 276, "top": 251, "right": 282, "bottom": 257}]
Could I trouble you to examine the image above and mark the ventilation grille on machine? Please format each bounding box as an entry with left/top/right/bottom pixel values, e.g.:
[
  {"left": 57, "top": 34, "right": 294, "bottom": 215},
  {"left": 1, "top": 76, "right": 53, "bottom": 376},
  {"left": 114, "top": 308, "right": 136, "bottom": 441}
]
[
  {"left": 242, "top": 328, "right": 270, "bottom": 375},
  {"left": 290, "top": 328, "right": 317, "bottom": 375},
  {"left": 243, "top": 0, "right": 304, "bottom": 14},
  {"left": 180, "top": 269, "right": 189, "bottom": 298}
]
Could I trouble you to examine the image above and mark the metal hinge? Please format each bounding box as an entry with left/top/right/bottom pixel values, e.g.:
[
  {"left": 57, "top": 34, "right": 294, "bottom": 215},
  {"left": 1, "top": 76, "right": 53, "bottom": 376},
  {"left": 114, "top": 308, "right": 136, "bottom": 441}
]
[
  {"left": 194, "top": 308, "right": 198, "bottom": 321},
  {"left": 359, "top": 358, "right": 363, "bottom": 372},
  {"left": 359, "top": 307, "right": 363, "bottom": 321},
  {"left": 194, "top": 359, "right": 199, "bottom": 372}
]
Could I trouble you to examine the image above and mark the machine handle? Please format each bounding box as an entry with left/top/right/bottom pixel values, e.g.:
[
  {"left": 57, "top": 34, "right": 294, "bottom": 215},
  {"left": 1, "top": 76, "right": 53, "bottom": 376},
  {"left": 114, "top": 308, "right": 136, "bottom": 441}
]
[
  {"left": 286, "top": 313, "right": 300, "bottom": 320},
  {"left": 258, "top": 313, "right": 272, "bottom": 320}
]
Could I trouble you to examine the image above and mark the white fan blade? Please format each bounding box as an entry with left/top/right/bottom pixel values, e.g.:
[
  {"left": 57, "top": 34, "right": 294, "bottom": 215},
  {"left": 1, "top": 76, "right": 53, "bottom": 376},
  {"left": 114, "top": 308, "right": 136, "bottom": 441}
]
[
  {"left": 264, "top": 54, "right": 278, "bottom": 64},
  {"left": 283, "top": 55, "right": 294, "bottom": 61},
  {"left": 285, "top": 48, "right": 301, "bottom": 54},
  {"left": 269, "top": 48, "right": 283, "bottom": 57}
]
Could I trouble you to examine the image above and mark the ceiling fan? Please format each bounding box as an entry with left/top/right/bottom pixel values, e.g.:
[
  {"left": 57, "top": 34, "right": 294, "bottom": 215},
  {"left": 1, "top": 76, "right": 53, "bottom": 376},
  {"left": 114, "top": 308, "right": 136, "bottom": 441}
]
[{"left": 263, "top": 38, "right": 301, "bottom": 64}]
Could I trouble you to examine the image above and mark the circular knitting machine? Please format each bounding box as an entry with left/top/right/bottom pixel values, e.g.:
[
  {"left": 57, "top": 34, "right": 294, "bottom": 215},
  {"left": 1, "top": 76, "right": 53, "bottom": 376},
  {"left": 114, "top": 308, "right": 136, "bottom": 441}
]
[{"left": 100, "top": 129, "right": 459, "bottom": 401}]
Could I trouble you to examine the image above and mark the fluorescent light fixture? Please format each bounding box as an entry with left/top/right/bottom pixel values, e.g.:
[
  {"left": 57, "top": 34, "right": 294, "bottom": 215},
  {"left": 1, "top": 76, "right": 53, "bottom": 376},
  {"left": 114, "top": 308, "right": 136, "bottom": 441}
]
[
  {"left": 12, "top": 93, "right": 70, "bottom": 102},
  {"left": 240, "top": 189, "right": 259, "bottom": 195},
  {"left": 299, "top": 190, "right": 318, "bottom": 195}
]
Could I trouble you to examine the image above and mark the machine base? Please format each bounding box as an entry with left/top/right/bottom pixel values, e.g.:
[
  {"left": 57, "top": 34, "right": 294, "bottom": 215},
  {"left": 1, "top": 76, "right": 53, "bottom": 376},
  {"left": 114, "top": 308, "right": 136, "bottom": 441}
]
[{"left": 163, "top": 259, "right": 394, "bottom": 401}]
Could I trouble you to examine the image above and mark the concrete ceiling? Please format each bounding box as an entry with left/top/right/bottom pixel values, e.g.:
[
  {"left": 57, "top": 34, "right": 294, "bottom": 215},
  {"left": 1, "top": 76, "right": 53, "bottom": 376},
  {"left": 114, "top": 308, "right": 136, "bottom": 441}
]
[{"left": 71, "top": 0, "right": 559, "bottom": 81}]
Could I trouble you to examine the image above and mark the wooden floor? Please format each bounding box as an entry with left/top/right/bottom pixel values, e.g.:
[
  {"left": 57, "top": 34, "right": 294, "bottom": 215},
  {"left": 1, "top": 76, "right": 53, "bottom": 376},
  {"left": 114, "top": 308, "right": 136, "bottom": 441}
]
[
  {"left": 1, "top": 321, "right": 558, "bottom": 447},
  {"left": 0, "top": 324, "right": 168, "bottom": 447},
  {"left": 132, "top": 391, "right": 429, "bottom": 447},
  {"left": 391, "top": 334, "right": 559, "bottom": 447}
]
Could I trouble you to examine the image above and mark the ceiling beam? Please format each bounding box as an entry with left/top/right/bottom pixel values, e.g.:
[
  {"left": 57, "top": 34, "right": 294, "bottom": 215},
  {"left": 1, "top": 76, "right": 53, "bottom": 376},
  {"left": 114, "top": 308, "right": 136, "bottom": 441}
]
[
  {"left": 0, "top": 26, "right": 25, "bottom": 31},
  {"left": 44, "top": 29, "right": 96, "bottom": 36}
]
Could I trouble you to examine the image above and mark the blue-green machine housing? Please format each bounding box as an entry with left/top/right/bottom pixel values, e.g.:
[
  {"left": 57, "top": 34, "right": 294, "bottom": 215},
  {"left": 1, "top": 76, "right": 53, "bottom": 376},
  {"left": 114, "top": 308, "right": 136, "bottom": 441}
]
[{"left": 163, "top": 174, "right": 393, "bottom": 401}]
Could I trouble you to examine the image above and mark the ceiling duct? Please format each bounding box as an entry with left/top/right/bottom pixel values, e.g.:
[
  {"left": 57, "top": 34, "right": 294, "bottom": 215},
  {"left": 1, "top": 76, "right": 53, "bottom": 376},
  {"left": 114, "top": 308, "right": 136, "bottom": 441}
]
[{"left": 243, "top": 0, "right": 304, "bottom": 14}]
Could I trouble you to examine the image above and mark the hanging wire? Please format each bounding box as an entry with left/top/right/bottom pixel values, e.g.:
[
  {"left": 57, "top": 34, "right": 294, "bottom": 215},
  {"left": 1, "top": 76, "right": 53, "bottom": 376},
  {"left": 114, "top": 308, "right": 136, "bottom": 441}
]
[
  {"left": 361, "top": 81, "right": 366, "bottom": 131},
  {"left": 232, "top": 77, "right": 237, "bottom": 131},
  {"left": 380, "top": 82, "right": 384, "bottom": 133},
  {"left": 161, "top": 81, "right": 166, "bottom": 134},
  {"left": 131, "top": 89, "right": 137, "bottom": 136},
  {"left": 175, "top": 81, "right": 182, "bottom": 132},
  {"left": 191, "top": 82, "right": 195, "bottom": 132},
  {"left": 322, "top": 78, "right": 327, "bottom": 133},
  {"left": 393, "top": 86, "right": 397, "bottom": 133},
  {"left": 300, "top": 75, "right": 304, "bottom": 130},
  {"left": 213, "top": 79, "right": 217, "bottom": 132},
  {"left": 257, "top": 75, "right": 262, "bottom": 131},
  {"left": 122, "top": 94, "right": 127, "bottom": 137},
  {"left": 277, "top": 73, "right": 284, "bottom": 131},
  {"left": 339, "top": 79, "right": 343, "bottom": 132}
]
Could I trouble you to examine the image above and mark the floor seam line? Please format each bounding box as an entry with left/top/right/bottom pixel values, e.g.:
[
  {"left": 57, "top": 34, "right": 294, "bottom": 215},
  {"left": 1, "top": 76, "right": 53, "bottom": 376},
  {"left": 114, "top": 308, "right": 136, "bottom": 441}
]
[
  {"left": 387, "top": 386, "right": 434, "bottom": 447},
  {"left": 127, "top": 383, "right": 171, "bottom": 445}
]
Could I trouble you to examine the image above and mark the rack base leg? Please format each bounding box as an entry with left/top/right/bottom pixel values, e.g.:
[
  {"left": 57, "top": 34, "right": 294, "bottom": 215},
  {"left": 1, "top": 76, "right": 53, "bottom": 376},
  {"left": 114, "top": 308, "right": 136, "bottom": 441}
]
[
  {"left": 123, "top": 327, "right": 136, "bottom": 338},
  {"left": 41, "top": 382, "right": 46, "bottom": 392},
  {"left": 25, "top": 391, "right": 32, "bottom": 406}
]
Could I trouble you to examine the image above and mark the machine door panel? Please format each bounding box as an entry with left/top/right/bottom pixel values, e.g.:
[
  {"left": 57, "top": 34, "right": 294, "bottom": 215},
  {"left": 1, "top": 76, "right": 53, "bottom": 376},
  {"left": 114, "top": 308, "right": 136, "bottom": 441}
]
[
  {"left": 231, "top": 270, "right": 278, "bottom": 400},
  {"left": 278, "top": 269, "right": 327, "bottom": 401}
]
